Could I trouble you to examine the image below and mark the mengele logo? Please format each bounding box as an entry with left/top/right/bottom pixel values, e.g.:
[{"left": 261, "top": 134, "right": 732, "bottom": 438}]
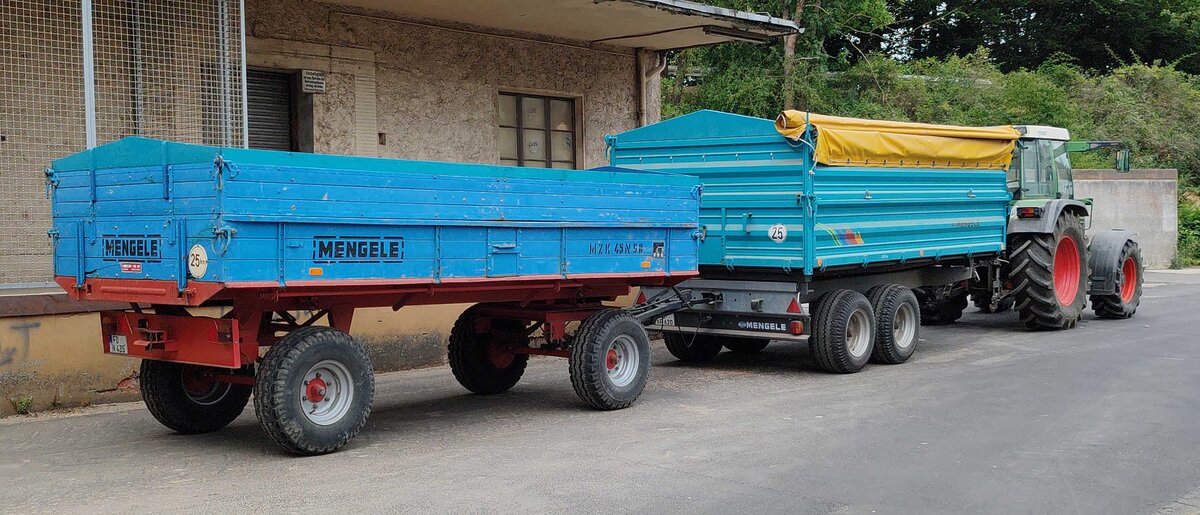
[
  {"left": 313, "top": 236, "right": 404, "bottom": 264},
  {"left": 101, "top": 235, "right": 162, "bottom": 262},
  {"left": 737, "top": 320, "right": 787, "bottom": 332}
]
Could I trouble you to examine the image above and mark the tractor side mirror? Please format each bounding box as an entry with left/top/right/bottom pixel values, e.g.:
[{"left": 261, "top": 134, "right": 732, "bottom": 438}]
[{"left": 1115, "top": 148, "right": 1131, "bottom": 173}]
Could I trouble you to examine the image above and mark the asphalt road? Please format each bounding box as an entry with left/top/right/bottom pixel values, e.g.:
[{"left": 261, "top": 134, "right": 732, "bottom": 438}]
[{"left": 2, "top": 270, "right": 1199, "bottom": 514}]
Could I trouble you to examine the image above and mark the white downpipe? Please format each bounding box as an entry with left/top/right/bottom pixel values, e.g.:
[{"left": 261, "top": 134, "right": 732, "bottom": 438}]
[
  {"left": 82, "top": 0, "right": 97, "bottom": 149},
  {"left": 239, "top": 0, "right": 249, "bottom": 148}
]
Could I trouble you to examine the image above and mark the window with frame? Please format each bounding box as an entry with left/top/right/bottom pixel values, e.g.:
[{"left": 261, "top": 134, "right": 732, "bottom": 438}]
[{"left": 498, "top": 93, "right": 576, "bottom": 169}]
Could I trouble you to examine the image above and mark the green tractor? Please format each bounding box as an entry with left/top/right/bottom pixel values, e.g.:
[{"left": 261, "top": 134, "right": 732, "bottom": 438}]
[{"left": 918, "top": 126, "right": 1144, "bottom": 329}]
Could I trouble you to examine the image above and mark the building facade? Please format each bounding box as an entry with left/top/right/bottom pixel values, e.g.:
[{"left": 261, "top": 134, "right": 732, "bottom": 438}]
[{"left": 0, "top": 0, "right": 795, "bottom": 413}]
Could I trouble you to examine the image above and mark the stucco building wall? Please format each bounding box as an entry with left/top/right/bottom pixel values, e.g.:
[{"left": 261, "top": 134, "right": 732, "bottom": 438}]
[{"left": 245, "top": 0, "right": 656, "bottom": 167}]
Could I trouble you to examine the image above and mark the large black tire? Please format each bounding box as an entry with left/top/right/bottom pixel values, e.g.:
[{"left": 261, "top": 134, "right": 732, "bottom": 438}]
[
  {"left": 1009, "top": 212, "right": 1088, "bottom": 329},
  {"left": 255, "top": 326, "right": 374, "bottom": 455},
  {"left": 866, "top": 285, "right": 920, "bottom": 365},
  {"left": 1091, "top": 239, "right": 1144, "bottom": 319},
  {"left": 724, "top": 338, "right": 770, "bottom": 354},
  {"left": 810, "top": 289, "right": 875, "bottom": 374},
  {"left": 448, "top": 306, "right": 529, "bottom": 395},
  {"left": 140, "top": 360, "right": 252, "bottom": 434},
  {"left": 915, "top": 287, "right": 967, "bottom": 325},
  {"left": 973, "top": 292, "right": 1014, "bottom": 313},
  {"left": 663, "top": 332, "right": 723, "bottom": 362},
  {"left": 569, "top": 309, "right": 651, "bottom": 410}
]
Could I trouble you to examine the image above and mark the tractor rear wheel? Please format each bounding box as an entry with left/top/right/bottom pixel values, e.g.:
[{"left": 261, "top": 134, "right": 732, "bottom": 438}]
[
  {"left": 1009, "top": 212, "right": 1088, "bottom": 329},
  {"left": 1091, "top": 240, "right": 1144, "bottom": 319}
]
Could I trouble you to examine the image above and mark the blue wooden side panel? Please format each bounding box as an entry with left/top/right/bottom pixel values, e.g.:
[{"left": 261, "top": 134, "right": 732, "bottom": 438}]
[
  {"left": 49, "top": 138, "right": 699, "bottom": 286},
  {"left": 608, "top": 110, "right": 1009, "bottom": 274}
]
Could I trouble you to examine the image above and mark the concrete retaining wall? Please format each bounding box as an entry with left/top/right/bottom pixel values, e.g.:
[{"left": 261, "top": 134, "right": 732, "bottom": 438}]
[{"left": 1075, "top": 169, "right": 1179, "bottom": 268}]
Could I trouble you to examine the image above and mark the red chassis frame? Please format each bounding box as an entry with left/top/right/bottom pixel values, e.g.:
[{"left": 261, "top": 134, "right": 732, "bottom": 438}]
[{"left": 64, "top": 272, "right": 694, "bottom": 370}]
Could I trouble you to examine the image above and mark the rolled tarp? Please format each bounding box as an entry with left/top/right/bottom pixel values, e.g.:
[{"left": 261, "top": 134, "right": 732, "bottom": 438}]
[{"left": 775, "top": 110, "right": 1022, "bottom": 170}]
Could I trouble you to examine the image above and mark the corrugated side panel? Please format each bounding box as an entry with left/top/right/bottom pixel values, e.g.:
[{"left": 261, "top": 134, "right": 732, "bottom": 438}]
[
  {"left": 49, "top": 137, "right": 699, "bottom": 286},
  {"left": 809, "top": 165, "right": 1008, "bottom": 269},
  {"left": 609, "top": 110, "right": 1008, "bottom": 274}
]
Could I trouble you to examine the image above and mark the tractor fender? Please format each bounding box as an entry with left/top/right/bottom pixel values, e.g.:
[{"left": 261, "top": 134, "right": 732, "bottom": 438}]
[
  {"left": 1007, "top": 199, "right": 1090, "bottom": 234},
  {"left": 1087, "top": 229, "right": 1138, "bottom": 295}
]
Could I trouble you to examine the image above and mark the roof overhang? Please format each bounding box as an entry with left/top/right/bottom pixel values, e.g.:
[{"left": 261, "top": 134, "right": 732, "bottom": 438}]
[{"left": 319, "top": 0, "right": 800, "bottom": 50}]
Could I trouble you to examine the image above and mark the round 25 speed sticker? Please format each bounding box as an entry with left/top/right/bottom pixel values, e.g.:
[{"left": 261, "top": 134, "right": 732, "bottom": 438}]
[
  {"left": 769, "top": 224, "right": 788, "bottom": 243},
  {"left": 188, "top": 244, "right": 209, "bottom": 279}
]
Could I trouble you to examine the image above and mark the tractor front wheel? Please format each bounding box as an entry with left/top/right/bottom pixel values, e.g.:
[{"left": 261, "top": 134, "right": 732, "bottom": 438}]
[
  {"left": 1009, "top": 212, "right": 1088, "bottom": 329},
  {"left": 1091, "top": 240, "right": 1144, "bottom": 319}
]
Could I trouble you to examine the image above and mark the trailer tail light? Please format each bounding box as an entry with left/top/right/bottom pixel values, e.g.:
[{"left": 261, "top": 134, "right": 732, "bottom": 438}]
[
  {"left": 786, "top": 298, "right": 802, "bottom": 314},
  {"left": 788, "top": 320, "right": 804, "bottom": 335},
  {"left": 1016, "top": 207, "right": 1043, "bottom": 218}
]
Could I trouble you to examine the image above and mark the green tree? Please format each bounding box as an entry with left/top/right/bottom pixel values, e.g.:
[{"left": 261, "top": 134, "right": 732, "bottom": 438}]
[{"left": 888, "top": 0, "right": 1200, "bottom": 74}]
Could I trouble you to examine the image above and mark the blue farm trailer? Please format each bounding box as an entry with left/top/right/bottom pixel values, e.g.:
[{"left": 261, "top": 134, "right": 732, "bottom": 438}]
[
  {"left": 48, "top": 137, "right": 700, "bottom": 455},
  {"left": 615, "top": 110, "right": 1142, "bottom": 374}
]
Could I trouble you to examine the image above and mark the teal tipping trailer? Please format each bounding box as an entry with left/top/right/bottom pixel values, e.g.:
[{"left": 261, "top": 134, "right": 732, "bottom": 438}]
[{"left": 615, "top": 110, "right": 1016, "bottom": 373}]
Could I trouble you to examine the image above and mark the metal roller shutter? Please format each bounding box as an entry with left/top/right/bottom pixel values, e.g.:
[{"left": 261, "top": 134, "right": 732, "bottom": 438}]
[{"left": 246, "top": 69, "right": 293, "bottom": 151}]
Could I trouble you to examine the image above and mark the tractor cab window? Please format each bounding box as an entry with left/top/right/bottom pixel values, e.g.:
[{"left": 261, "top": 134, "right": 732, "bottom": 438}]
[
  {"left": 1050, "top": 140, "right": 1073, "bottom": 199},
  {"left": 1012, "top": 139, "right": 1057, "bottom": 198},
  {"left": 1012, "top": 140, "right": 1047, "bottom": 197}
]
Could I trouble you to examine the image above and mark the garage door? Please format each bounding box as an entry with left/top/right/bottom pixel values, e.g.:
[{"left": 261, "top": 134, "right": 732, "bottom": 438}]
[{"left": 246, "top": 69, "right": 293, "bottom": 151}]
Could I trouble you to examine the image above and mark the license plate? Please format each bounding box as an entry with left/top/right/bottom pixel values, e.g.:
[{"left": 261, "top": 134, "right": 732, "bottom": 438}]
[
  {"left": 655, "top": 314, "right": 676, "bottom": 327},
  {"left": 109, "top": 334, "right": 128, "bottom": 354}
]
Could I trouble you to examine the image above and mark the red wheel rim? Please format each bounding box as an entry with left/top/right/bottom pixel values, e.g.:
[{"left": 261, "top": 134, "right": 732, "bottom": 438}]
[
  {"left": 1053, "top": 236, "right": 1081, "bottom": 306},
  {"left": 1120, "top": 257, "right": 1138, "bottom": 303}
]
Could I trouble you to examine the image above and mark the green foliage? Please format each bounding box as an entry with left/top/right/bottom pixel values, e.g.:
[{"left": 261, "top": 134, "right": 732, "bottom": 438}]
[
  {"left": 9, "top": 395, "right": 33, "bottom": 415},
  {"left": 889, "top": 0, "right": 1200, "bottom": 75},
  {"left": 1179, "top": 193, "right": 1200, "bottom": 267}
]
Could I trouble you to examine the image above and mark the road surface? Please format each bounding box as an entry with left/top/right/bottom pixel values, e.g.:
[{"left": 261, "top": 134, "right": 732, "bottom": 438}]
[{"left": 2, "top": 270, "right": 1199, "bottom": 514}]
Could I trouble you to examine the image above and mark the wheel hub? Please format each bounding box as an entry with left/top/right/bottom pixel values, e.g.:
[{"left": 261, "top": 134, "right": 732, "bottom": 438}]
[
  {"left": 606, "top": 348, "right": 620, "bottom": 370},
  {"left": 305, "top": 376, "right": 328, "bottom": 403},
  {"left": 180, "top": 365, "right": 231, "bottom": 406}
]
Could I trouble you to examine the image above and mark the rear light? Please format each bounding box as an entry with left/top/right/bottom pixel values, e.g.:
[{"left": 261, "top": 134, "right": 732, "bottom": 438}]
[
  {"left": 1016, "top": 206, "right": 1043, "bottom": 218},
  {"left": 786, "top": 298, "right": 802, "bottom": 313},
  {"left": 635, "top": 290, "right": 647, "bottom": 305},
  {"left": 788, "top": 320, "right": 804, "bottom": 335}
]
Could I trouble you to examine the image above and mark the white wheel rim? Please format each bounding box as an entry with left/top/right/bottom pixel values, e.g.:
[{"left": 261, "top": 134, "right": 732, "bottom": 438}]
[
  {"left": 605, "top": 334, "right": 640, "bottom": 388},
  {"left": 846, "top": 309, "right": 872, "bottom": 359},
  {"left": 893, "top": 302, "right": 916, "bottom": 350},
  {"left": 299, "top": 359, "right": 354, "bottom": 426}
]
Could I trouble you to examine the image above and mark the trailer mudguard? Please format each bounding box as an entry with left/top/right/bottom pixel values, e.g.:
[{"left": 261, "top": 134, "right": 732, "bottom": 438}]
[
  {"left": 1007, "top": 199, "right": 1090, "bottom": 234},
  {"left": 1087, "top": 229, "right": 1138, "bottom": 295}
]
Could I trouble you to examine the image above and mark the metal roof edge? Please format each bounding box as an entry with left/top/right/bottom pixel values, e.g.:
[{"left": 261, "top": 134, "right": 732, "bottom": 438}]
[{"left": 624, "top": 0, "right": 800, "bottom": 33}]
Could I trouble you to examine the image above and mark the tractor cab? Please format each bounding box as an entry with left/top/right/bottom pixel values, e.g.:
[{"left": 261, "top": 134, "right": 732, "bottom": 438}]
[{"left": 1007, "top": 125, "right": 1131, "bottom": 202}]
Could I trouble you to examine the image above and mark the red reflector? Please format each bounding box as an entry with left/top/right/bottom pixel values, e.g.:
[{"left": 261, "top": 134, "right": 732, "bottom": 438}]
[
  {"left": 635, "top": 290, "right": 647, "bottom": 305},
  {"left": 1016, "top": 207, "right": 1043, "bottom": 218},
  {"left": 786, "top": 298, "right": 802, "bottom": 313},
  {"left": 788, "top": 320, "right": 804, "bottom": 335}
]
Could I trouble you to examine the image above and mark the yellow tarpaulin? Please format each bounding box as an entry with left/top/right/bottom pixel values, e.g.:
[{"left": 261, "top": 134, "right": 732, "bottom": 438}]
[{"left": 774, "top": 110, "right": 1022, "bottom": 170}]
